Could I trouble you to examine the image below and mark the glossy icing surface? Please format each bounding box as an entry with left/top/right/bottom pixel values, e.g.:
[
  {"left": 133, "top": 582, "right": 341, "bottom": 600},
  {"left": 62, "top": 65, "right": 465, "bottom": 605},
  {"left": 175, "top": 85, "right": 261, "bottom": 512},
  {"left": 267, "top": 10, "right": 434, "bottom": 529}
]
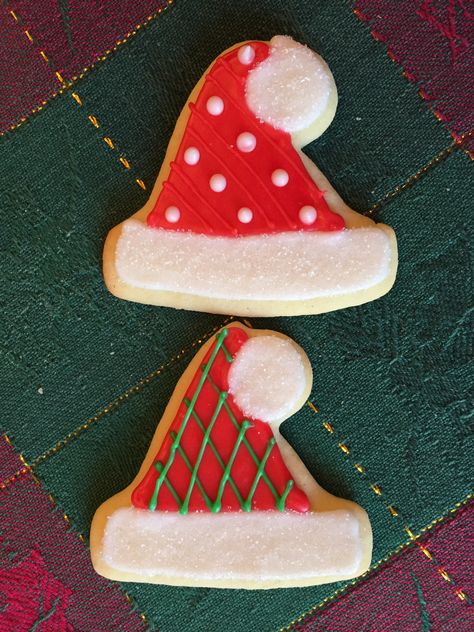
[
  {"left": 132, "top": 327, "right": 310, "bottom": 513},
  {"left": 146, "top": 41, "right": 344, "bottom": 236}
]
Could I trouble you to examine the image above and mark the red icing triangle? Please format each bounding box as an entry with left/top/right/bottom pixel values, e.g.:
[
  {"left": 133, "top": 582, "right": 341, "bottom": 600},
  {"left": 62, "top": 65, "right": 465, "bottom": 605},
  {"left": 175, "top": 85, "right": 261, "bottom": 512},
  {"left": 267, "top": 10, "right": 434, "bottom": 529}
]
[
  {"left": 147, "top": 42, "right": 345, "bottom": 236},
  {"left": 132, "top": 327, "right": 310, "bottom": 513}
]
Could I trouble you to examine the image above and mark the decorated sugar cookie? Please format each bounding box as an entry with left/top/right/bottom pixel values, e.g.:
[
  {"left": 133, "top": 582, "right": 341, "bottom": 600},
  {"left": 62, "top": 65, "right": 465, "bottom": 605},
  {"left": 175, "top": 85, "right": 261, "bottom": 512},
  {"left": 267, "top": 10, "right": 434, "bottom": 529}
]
[
  {"left": 90, "top": 323, "right": 372, "bottom": 588},
  {"left": 103, "top": 35, "right": 397, "bottom": 316}
]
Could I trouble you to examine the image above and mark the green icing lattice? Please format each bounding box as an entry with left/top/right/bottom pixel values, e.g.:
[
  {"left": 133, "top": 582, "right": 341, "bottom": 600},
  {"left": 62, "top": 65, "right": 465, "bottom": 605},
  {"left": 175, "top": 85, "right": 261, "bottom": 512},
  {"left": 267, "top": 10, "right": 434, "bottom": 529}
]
[{"left": 148, "top": 329, "right": 294, "bottom": 514}]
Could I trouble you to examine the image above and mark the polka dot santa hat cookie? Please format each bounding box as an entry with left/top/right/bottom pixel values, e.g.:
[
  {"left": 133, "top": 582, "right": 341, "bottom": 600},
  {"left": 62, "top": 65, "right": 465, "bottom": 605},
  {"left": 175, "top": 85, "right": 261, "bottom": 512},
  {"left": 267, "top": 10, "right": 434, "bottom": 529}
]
[
  {"left": 103, "top": 36, "right": 397, "bottom": 316},
  {"left": 90, "top": 323, "right": 372, "bottom": 588}
]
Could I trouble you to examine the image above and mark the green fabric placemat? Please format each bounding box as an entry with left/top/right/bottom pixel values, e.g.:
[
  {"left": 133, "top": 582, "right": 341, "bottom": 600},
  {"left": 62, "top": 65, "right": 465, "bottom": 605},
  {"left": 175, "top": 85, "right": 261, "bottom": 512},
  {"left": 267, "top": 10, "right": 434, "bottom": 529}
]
[{"left": 1, "top": 1, "right": 471, "bottom": 630}]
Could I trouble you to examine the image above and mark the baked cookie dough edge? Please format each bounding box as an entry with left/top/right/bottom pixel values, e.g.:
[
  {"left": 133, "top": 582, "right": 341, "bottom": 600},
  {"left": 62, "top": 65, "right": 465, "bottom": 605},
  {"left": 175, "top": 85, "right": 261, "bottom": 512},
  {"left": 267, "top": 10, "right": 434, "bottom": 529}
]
[{"left": 90, "top": 322, "right": 373, "bottom": 588}]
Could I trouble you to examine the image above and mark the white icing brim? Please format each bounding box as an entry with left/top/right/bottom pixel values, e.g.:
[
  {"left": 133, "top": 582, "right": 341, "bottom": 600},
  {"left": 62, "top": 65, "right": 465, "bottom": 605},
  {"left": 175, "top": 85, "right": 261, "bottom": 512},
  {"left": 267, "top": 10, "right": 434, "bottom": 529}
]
[
  {"left": 102, "top": 507, "right": 361, "bottom": 583},
  {"left": 115, "top": 221, "right": 393, "bottom": 301}
]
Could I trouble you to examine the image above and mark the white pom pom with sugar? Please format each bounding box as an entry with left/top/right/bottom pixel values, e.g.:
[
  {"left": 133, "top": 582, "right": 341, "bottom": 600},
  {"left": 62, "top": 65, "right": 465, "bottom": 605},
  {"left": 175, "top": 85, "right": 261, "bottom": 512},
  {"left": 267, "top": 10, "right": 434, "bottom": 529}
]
[
  {"left": 246, "top": 35, "right": 335, "bottom": 134},
  {"left": 228, "top": 335, "right": 307, "bottom": 424}
]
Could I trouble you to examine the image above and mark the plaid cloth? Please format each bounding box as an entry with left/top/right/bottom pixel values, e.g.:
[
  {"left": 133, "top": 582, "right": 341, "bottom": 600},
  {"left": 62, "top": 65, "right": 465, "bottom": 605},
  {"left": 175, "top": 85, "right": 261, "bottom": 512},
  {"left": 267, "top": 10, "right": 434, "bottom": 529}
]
[{"left": 0, "top": 1, "right": 472, "bottom": 630}]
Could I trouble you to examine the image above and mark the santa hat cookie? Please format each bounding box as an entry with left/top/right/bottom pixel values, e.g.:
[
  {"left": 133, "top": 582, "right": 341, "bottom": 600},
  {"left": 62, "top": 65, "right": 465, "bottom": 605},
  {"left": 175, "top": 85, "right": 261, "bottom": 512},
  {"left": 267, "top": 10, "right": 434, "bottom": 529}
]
[
  {"left": 90, "top": 323, "right": 372, "bottom": 588},
  {"left": 103, "top": 36, "right": 397, "bottom": 316}
]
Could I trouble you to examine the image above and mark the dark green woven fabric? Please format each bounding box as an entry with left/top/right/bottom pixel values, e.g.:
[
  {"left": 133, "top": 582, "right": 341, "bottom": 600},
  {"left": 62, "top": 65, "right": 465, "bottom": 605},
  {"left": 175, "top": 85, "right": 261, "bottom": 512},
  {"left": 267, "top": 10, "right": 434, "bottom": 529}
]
[{"left": 1, "top": 1, "right": 472, "bottom": 630}]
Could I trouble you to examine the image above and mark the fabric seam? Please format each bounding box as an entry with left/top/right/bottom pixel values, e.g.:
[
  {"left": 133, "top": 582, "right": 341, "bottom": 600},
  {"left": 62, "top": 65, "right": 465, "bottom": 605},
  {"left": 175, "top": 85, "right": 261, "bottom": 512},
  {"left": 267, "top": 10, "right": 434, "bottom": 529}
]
[
  {"left": 1, "top": 1, "right": 175, "bottom": 142},
  {"left": 3, "top": 6, "right": 469, "bottom": 218},
  {"left": 283, "top": 402, "right": 473, "bottom": 628},
  {"left": 351, "top": 1, "right": 473, "bottom": 160},
  {"left": 5, "top": 7, "right": 154, "bottom": 190},
  {"left": 1, "top": 438, "right": 470, "bottom": 632},
  {"left": 280, "top": 493, "right": 473, "bottom": 630},
  {"left": 366, "top": 131, "right": 473, "bottom": 217},
  {"left": 1, "top": 434, "right": 153, "bottom": 631},
  {"left": 0, "top": 317, "right": 234, "bottom": 485}
]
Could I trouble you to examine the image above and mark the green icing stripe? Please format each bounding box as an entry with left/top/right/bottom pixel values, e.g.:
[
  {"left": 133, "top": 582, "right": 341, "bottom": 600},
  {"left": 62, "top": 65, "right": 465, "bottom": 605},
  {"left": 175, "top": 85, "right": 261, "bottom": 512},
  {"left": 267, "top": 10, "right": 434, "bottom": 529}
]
[
  {"left": 212, "top": 420, "right": 251, "bottom": 512},
  {"left": 180, "top": 389, "right": 228, "bottom": 514},
  {"left": 183, "top": 397, "right": 246, "bottom": 509},
  {"left": 242, "top": 437, "right": 276, "bottom": 511},
  {"left": 150, "top": 462, "right": 181, "bottom": 510},
  {"left": 148, "top": 328, "right": 297, "bottom": 513},
  {"left": 169, "top": 431, "right": 213, "bottom": 511},
  {"left": 148, "top": 328, "right": 228, "bottom": 510},
  {"left": 206, "top": 372, "right": 285, "bottom": 508},
  {"left": 221, "top": 342, "right": 233, "bottom": 363},
  {"left": 276, "top": 480, "right": 294, "bottom": 511}
]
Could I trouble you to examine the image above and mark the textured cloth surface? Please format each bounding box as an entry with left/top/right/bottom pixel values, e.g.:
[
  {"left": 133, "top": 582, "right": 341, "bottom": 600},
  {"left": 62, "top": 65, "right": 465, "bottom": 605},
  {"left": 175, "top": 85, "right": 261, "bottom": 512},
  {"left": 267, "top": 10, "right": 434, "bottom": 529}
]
[
  {"left": 0, "top": 0, "right": 473, "bottom": 631},
  {"left": 0, "top": 437, "right": 148, "bottom": 631},
  {"left": 354, "top": 0, "right": 474, "bottom": 152},
  {"left": 0, "top": 0, "right": 170, "bottom": 133},
  {"left": 292, "top": 501, "right": 474, "bottom": 631},
  {"left": 0, "top": 3, "right": 58, "bottom": 132}
]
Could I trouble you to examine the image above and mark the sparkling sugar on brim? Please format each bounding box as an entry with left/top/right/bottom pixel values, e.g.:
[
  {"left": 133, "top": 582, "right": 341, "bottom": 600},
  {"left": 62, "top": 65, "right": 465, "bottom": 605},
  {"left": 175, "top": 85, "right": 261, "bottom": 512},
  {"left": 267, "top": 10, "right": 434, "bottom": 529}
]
[
  {"left": 246, "top": 35, "right": 333, "bottom": 133},
  {"left": 115, "top": 221, "right": 393, "bottom": 300},
  {"left": 102, "top": 507, "right": 362, "bottom": 581},
  {"left": 228, "top": 336, "right": 306, "bottom": 423}
]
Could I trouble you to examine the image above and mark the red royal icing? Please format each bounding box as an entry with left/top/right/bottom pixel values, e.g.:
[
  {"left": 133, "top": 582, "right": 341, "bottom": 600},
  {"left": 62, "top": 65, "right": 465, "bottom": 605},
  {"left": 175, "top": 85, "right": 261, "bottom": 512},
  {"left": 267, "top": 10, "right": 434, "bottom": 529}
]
[
  {"left": 132, "top": 327, "right": 310, "bottom": 513},
  {"left": 147, "top": 42, "right": 345, "bottom": 236}
]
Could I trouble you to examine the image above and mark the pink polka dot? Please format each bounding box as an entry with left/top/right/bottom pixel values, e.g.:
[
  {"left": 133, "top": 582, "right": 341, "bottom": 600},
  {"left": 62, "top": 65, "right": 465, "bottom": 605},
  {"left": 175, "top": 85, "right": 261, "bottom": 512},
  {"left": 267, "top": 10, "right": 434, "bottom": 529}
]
[
  {"left": 206, "top": 96, "right": 224, "bottom": 116},
  {"left": 237, "top": 207, "right": 253, "bottom": 223},
  {"left": 272, "top": 169, "right": 289, "bottom": 187},
  {"left": 238, "top": 45, "right": 255, "bottom": 65},
  {"left": 236, "top": 132, "right": 257, "bottom": 153},
  {"left": 184, "top": 147, "right": 200, "bottom": 165},
  {"left": 299, "top": 206, "right": 317, "bottom": 225},
  {"left": 210, "top": 174, "right": 227, "bottom": 192},
  {"left": 165, "top": 206, "right": 180, "bottom": 223}
]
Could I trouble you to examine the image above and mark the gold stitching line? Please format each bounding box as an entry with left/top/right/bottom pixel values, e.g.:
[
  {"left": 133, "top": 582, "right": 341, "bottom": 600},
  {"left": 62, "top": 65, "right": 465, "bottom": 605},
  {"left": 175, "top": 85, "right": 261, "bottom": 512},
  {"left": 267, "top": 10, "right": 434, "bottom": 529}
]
[
  {"left": 1, "top": 435, "right": 151, "bottom": 628},
  {"left": 68, "top": 90, "right": 147, "bottom": 190},
  {"left": 2, "top": 432, "right": 471, "bottom": 624},
  {"left": 365, "top": 131, "right": 474, "bottom": 216},
  {"left": 279, "top": 492, "right": 473, "bottom": 630},
  {"left": 305, "top": 402, "right": 472, "bottom": 609},
  {"left": 4, "top": 4, "right": 470, "bottom": 210},
  {"left": 30, "top": 317, "right": 234, "bottom": 468},
  {"left": 352, "top": 7, "right": 473, "bottom": 160},
  {"left": 1, "top": 1, "right": 175, "bottom": 140},
  {"left": 6, "top": 8, "right": 148, "bottom": 191},
  {"left": 308, "top": 402, "right": 393, "bottom": 508},
  {"left": 0, "top": 317, "right": 233, "bottom": 486},
  {"left": 407, "top": 527, "right": 472, "bottom": 604},
  {"left": 1, "top": 88, "right": 68, "bottom": 136}
]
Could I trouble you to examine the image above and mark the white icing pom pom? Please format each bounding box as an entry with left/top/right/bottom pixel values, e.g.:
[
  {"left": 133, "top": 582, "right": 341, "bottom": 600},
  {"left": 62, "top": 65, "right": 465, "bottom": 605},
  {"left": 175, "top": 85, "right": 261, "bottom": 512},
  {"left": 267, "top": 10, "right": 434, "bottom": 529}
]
[
  {"left": 184, "top": 146, "right": 200, "bottom": 165},
  {"left": 271, "top": 169, "right": 289, "bottom": 187},
  {"left": 210, "top": 174, "right": 227, "bottom": 192},
  {"left": 237, "top": 207, "right": 253, "bottom": 223},
  {"left": 246, "top": 35, "right": 333, "bottom": 132},
  {"left": 299, "top": 206, "right": 317, "bottom": 225},
  {"left": 236, "top": 132, "right": 257, "bottom": 153},
  {"left": 165, "top": 206, "right": 180, "bottom": 223},
  {"left": 228, "top": 335, "right": 306, "bottom": 423},
  {"left": 206, "top": 96, "right": 224, "bottom": 116},
  {"left": 238, "top": 44, "right": 255, "bottom": 65}
]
